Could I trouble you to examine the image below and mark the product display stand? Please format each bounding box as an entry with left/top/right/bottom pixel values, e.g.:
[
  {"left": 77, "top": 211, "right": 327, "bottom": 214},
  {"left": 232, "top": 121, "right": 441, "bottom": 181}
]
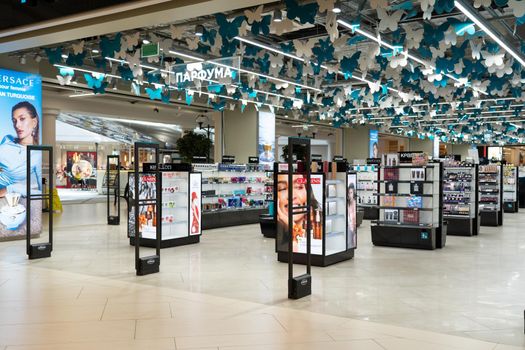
[
  {"left": 132, "top": 142, "right": 161, "bottom": 276},
  {"left": 287, "top": 137, "right": 312, "bottom": 300},
  {"left": 130, "top": 163, "right": 202, "bottom": 248},
  {"left": 26, "top": 145, "right": 53, "bottom": 260},
  {"left": 260, "top": 164, "right": 276, "bottom": 238},
  {"left": 106, "top": 155, "right": 120, "bottom": 225},
  {"left": 479, "top": 164, "right": 503, "bottom": 226},
  {"left": 443, "top": 164, "right": 480, "bottom": 236},
  {"left": 353, "top": 164, "right": 379, "bottom": 220},
  {"left": 371, "top": 153, "right": 444, "bottom": 250},
  {"left": 503, "top": 165, "right": 518, "bottom": 213}
]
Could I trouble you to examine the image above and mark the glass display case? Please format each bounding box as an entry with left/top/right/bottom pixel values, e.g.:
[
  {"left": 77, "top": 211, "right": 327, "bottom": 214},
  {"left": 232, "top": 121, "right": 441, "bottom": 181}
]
[
  {"left": 371, "top": 153, "right": 445, "bottom": 250},
  {"left": 442, "top": 165, "right": 479, "bottom": 236},
  {"left": 352, "top": 164, "right": 379, "bottom": 220},
  {"left": 193, "top": 163, "right": 273, "bottom": 229},
  {"left": 128, "top": 163, "right": 202, "bottom": 248},
  {"left": 275, "top": 162, "right": 355, "bottom": 266},
  {"left": 478, "top": 164, "right": 503, "bottom": 226},
  {"left": 503, "top": 165, "right": 518, "bottom": 213}
]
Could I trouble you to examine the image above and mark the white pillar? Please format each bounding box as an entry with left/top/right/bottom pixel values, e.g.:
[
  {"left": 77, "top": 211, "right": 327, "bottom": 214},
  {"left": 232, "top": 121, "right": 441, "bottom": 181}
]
[{"left": 42, "top": 108, "right": 59, "bottom": 184}]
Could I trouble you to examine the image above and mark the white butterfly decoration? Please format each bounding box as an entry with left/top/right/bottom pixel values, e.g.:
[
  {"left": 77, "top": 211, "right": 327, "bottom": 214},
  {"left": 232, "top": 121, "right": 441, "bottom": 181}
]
[
  {"left": 404, "top": 26, "right": 424, "bottom": 49},
  {"left": 293, "top": 99, "right": 304, "bottom": 109},
  {"left": 426, "top": 72, "right": 443, "bottom": 82},
  {"left": 226, "top": 85, "right": 236, "bottom": 94},
  {"left": 325, "top": 12, "right": 339, "bottom": 42},
  {"left": 488, "top": 60, "right": 513, "bottom": 77},
  {"left": 71, "top": 41, "right": 84, "bottom": 55},
  {"left": 115, "top": 43, "right": 127, "bottom": 59},
  {"left": 269, "top": 53, "right": 283, "bottom": 68},
  {"left": 454, "top": 60, "right": 465, "bottom": 75},
  {"left": 430, "top": 45, "right": 446, "bottom": 59},
  {"left": 453, "top": 77, "right": 469, "bottom": 88},
  {"left": 317, "top": 0, "right": 335, "bottom": 13},
  {"left": 302, "top": 63, "right": 314, "bottom": 76},
  {"left": 161, "top": 62, "right": 171, "bottom": 80},
  {"left": 370, "top": 0, "right": 389, "bottom": 10},
  {"left": 379, "top": 96, "right": 393, "bottom": 109},
  {"left": 147, "top": 55, "right": 160, "bottom": 63},
  {"left": 368, "top": 81, "right": 381, "bottom": 93},
  {"left": 131, "top": 82, "right": 141, "bottom": 96},
  {"left": 238, "top": 21, "right": 249, "bottom": 36},
  {"left": 186, "top": 37, "right": 200, "bottom": 50},
  {"left": 170, "top": 25, "right": 185, "bottom": 40},
  {"left": 333, "top": 34, "right": 350, "bottom": 50},
  {"left": 248, "top": 74, "right": 257, "bottom": 88},
  {"left": 444, "top": 28, "right": 457, "bottom": 46},
  {"left": 472, "top": 80, "right": 490, "bottom": 97},
  {"left": 244, "top": 5, "right": 263, "bottom": 24},
  {"left": 293, "top": 38, "right": 316, "bottom": 59},
  {"left": 482, "top": 51, "right": 505, "bottom": 68},
  {"left": 124, "top": 32, "right": 140, "bottom": 50},
  {"left": 269, "top": 64, "right": 281, "bottom": 77},
  {"left": 508, "top": 0, "right": 525, "bottom": 18},
  {"left": 359, "top": 44, "right": 380, "bottom": 71},
  {"left": 390, "top": 53, "right": 408, "bottom": 68},
  {"left": 325, "top": 63, "right": 340, "bottom": 75},
  {"left": 126, "top": 51, "right": 143, "bottom": 77},
  {"left": 423, "top": 5, "right": 433, "bottom": 20},
  {"left": 470, "top": 41, "right": 482, "bottom": 60},
  {"left": 275, "top": 81, "right": 289, "bottom": 90},
  {"left": 473, "top": 0, "right": 491, "bottom": 8},
  {"left": 377, "top": 9, "right": 404, "bottom": 32},
  {"left": 398, "top": 91, "right": 416, "bottom": 103},
  {"left": 420, "top": 0, "right": 436, "bottom": 12},
  {"left": 270, "top": 18, "right": 295, "bottom": 35},
  {"left": 210, "top": 35, "right": 222, "bottom": 56},
  {"left": 56, "top": 74, "right": 72, "bottom": 86}
]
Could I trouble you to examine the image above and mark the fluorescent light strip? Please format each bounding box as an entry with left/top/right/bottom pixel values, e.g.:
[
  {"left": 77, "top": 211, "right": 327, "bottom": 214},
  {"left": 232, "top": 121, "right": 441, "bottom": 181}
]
[
  {"left": 68, "top": 92, "right": 95, "bottom": 98},
  {"left": 337, "top": 19, "right": 488, "bottom": 95},
  {"left": 54, "top": 64, "right": 120, "bottom": 79},
  {"left": 455, "top": 0, "right": 525, "bottom": 67},
  {"left": 168, "top": 50, "right": 205, "bottom": 62}
]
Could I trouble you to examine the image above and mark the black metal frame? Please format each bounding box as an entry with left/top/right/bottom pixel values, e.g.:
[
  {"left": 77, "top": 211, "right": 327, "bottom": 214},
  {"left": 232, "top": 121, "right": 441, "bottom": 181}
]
[
  {"left": 287, "top": 137, "right": 311, "bottom": 300},
  {"left": 26, "top": 145, "right": 53, "bottom": 260},
  {"left": 133, "top": 142, "right": 161, "bottom": 276},
  {"left": 107, "top": 155, "right": 120, "bottom": 225},
  {"left": 503, "top": 165, "right": 519, "bottom": 213},
  {"left": 479, "top": 164, "right": 504, "bottom": 226}
]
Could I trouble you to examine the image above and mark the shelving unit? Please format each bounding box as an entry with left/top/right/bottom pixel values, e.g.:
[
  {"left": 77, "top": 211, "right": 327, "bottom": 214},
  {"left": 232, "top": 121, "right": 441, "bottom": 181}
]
[
  {"left": 443, "top": 165, "right": 479, "bottom": 236},
  {"left": 503, "top": 165, "right": 518, "bottom": 213},
  {"left": 193, "top": 163, "right": 272, "bottom": 229},
  {"left": 276, "top": 162, "right": 355, "bottom": 267},
  {"left": 371, "top": 155, "right": 445, "bottom": 250},
  {"left": 128, "top": 163, "right": 202, "bottom": 248},
  {"left": 352, "top": 164, "right": 379, "bottom": 220},
  {"left": 478, "top": 164, "right": 503, "bottom": 226}
]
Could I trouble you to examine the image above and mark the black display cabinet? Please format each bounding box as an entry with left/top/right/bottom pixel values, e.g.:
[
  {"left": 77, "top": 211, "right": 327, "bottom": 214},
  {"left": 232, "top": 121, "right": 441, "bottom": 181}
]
[
  {"left": 106, "top": 155, "right": 120, "bottom": 225},
  {"left": 371, "top": 154, "right": 445, "bottom": 250},
  {"left": 503, "top": 165, "right": 519, "bottom": 213},
  {"left": 443, "top": 165, "right": 480, "bottom": 236},
  {"left": 352, "top": 164, "right": 379, "bottom": 220},
  {"left": 479, "top": 164, "right": 503, "bottom": 226},
  {"left": 275, "top": 161, "right": 356, "bottom": 267}
]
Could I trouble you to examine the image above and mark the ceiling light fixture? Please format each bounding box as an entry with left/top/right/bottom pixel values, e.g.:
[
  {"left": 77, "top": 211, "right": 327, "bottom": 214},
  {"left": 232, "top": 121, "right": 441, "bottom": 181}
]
[
  {"left": 195, "top": 24, "right": 205, "bottom": 37},
  {"left": 142, "top": 39, "right": 151, "bottom": 45},
  {"left": 92, "top": 49, "right": 100, "bottom": 54},
  {"left": 273, "top": 9, "right": 283, "bottom": 22},
  {"left": 332, "top": 0, "right": 342, "bottom": 13},
  {"left": 455, "top": 0, "right": 525, "bottom": 67}
]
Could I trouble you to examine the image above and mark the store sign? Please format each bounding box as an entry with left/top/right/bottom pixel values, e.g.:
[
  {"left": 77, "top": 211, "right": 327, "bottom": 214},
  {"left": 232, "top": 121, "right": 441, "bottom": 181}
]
[
  {"left": 366, "top": 158, "right": 381, "bottom": 165},
  {"left": 0, "top": 69, "right": 42, "bottom": 242},
  {"left": 248, "top": 156, "right": 259, "bottom": 164},
  {"left": 398, "top": 151, "right": 422, "bottom": 163},
  {"left": 369, "top": 129, "right": 379, "bottom": 158},
  {"left": 222, "top": 155, "right": 235, "bottom": 163},
  {"left": 258, "top": 111, "right": 275, "bottom": 166},
  {"left": 170, "top": 57, "right": 240, "bottom": 87},
  {"left": 141, "top": 43, "right": 159, "bottom": 58}
]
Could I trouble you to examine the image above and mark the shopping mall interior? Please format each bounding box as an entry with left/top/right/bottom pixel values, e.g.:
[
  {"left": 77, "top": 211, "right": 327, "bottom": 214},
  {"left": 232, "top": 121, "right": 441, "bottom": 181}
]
[{"left": 0, "top": 0, "right": 525, "bottom": 349}]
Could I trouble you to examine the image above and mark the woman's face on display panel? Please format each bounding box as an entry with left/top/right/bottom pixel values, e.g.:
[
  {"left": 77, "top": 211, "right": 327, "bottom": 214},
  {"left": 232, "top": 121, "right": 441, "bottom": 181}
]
[
  {"left": 12, "top": 107, "right": 36, "bottom": 144},
  {"left": 277, "top": 174, "right": 307, "bottom": 221}
]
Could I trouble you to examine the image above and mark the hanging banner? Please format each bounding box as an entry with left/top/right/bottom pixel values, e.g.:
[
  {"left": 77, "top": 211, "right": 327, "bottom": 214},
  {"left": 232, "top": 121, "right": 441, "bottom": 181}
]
[
  {"left": 170, "top": 57, "right": 240, "bottom": 88},
  {"left": 258, "top": 111, "right": 275, "bottom": 167},
  {"left": 369, "top": 129, "right": 379, "bottom": 158},
  {"left": 189, "top": 173, "right": 201, "bottom": 236},
  {"left": 0, "top": 69, "right": 42, "bottom": 241}
]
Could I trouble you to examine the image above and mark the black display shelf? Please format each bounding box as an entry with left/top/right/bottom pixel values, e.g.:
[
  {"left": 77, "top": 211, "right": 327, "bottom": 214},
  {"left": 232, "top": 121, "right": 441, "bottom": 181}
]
[
  {"left": 378, "top": 206, "right": 433, "bottom": 211},
  {"left": 479, "top": 164, "right": 503, "bottom": 227},
  {"left": 503, "top": 166, "right": 519, "bottom": 213}
]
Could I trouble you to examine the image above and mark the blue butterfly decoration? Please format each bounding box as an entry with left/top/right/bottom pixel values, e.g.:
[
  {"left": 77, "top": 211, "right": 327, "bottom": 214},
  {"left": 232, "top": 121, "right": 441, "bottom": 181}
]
[
  {"left": 216, "top": 14, "right": 245, "bottom": 40},
  {"left": 417, "top": 46, "right": 432, "bottom": 60},
  {"left": 455, "top": 22, "right": 476, "bottom": 36},
  {"left": 244, "top": 45, "right": 261, "bottom": 57},
  {"left": 283, "top": 99, "right": 293, "bottom": 110},
  {"left": 93, "top": 57, "right": 107, "bottom": 70},
  {"left": 422, "top": 22, "right": 449, "bottom": 48},
  {"left": 232, "top": 89, "right": 242, "bottom": 100},
  {"left": 293, "top": 61, "right": 303, "bottom": 81},
  {"left": 485, "top": 42, "right": 500, "bottom": 53},
  {"left": 59, "top": 67, "right": 74, "bottom": 76},
  {"left": 488, "top": 77, "right": 506, "bottom": 93},
  {"left": 44, "top": 47, "right": 63, "bottom": 65},
  {"left": 185, "top": 92, "right": 193, "bottom": 105},
  {"left": 257, "top": 56, "right": 271, "bottom": 74},
  {"left": 347, "top": 35, "right": 366, "bottom": 46},
  {"left": 196, "top": 44, "right": 211, "bottom": 55},
  {"left": 280, "top": 42, "right": 295, "bottom": 53},
  {"left": 494, "top": 0, "right": 508, "bottom": 7},
  {"left": 340, "top": 52, "right": 361, "bottom": 79},
  {"left": 251, "top": 15, "right": 271, "bottom": 36},
  {"left": 145, "top": 87, "right": 163, "bottom": 100},
  {"left": 312, "top": 38, "right": 334, "bottom": 65},
  {"left": 66, "top": 52, "right": 86, "bottom": 67},
  {"left": 450, "top": 40, "right": 469, "bottom": 61},
  {"left": 403, "top": 9, "right": 418, "bottom": 20},
  {"left": 242, "top": 57, "right": 255, "bottom": 68},
  {"left": 201, "top": 28, "right": 217, "bottom": 46},
  {"left": 517, "top": 15, "right": 525, "bottom": 25},
  {"left": 434, "top": 0, "right": 455, "bottom": 14},
  {"left": 118, "top": 66, "right": 134, "bottom": 81},
  {"left": 100, "top": 33, "right": 122, "bottom": 59},
  {"left": 390, "top": 0, "right": 413, "bottom": 11},
  {"left": 146, "top": 71, "right": 161, "bottom": 84},
  {"left": 285, "top": 0, "right": 318, "bottom": 24},
  {"left": 435, "top": 57, "right": 455, "bottom": 74},
  {"left": 210, "top": 99, "right": 226, "bottom": 111},
  {"left": 84, "top": 73, "right": 107, "bottom": 94},
  {"left": 221, "top": 39, "right": 238, "bottom": 56},
  {"left": 311, "top": 62, "right": 322, "bottom": 75}
]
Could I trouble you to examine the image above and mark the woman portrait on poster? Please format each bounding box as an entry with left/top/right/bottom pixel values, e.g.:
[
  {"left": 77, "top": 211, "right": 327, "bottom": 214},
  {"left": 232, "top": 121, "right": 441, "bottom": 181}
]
[
  {"left": 347, "top": 181, "right": 357, "bottom": 249},
  {"left": 276, "top": 174, "right": 322, "bottom": 253},
  {"left": 0, "top": 101, "right": 42, "bottom": 198}
]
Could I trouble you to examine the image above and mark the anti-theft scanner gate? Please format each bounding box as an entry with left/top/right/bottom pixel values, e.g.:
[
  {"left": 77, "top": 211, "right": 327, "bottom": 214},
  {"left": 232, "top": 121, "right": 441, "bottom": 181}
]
[
  {"left": 132, "top": 142, "right": 161, "bottom": 276},
  {"left": 287, "top": 137, "right": 312, "bottom": 299},
  {"left": 107, "top": 155, "right": 120, "bottom": 225},
  {"left": 26, "top": 145, "right": 53, "bottom": 260}
]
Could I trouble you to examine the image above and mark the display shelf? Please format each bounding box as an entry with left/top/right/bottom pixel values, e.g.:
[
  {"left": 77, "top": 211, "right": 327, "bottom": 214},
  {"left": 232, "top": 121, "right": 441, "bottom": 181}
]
[
  {"left": 478, "top": 164, "right": 503, "bottom": 226},
  {"left": 371, "top": 154, "right": 445, "bottom": 250},
  {"left": 275, "top": 162, "right": 356, "bottom": 267},
  {"left": 503, "top": 165, "right": 519, "bottom": 213},
  {"left": 193, "top": 163, "right": 273, "bottom": 229},
  {"left": 352, "top": 164, "right": 379, "bottom": 220}
]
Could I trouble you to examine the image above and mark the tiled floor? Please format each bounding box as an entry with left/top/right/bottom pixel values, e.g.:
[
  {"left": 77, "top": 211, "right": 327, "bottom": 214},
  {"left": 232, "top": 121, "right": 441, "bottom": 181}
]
[{"left": 0, "top": 201, "right": 524, "bottom": 349}]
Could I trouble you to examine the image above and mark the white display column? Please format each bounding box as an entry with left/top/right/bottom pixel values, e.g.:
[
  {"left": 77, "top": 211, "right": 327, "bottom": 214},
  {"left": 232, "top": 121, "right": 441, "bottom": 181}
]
[
  {"left": 42, "top": 108, "right": 60, "bottom": 184},
  {"left": 222, "top": 105, "right": 257, "bottom": 164}
]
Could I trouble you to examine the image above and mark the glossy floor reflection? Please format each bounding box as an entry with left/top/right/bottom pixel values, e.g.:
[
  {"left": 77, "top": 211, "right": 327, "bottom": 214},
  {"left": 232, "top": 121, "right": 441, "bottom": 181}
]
[{"left": 0, "top": 201, "right": 524, "bottom": 349}]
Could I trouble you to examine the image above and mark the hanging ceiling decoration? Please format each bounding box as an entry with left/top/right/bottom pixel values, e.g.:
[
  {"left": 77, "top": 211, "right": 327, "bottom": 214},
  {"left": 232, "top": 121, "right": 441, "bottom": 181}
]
[{"left": 34, "top": 0, "right": 525, "bottom": 145}]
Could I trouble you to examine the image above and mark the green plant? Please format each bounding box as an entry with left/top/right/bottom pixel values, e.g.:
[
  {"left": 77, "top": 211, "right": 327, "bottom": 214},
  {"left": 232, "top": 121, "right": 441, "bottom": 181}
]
[
  {"left": 281, "top": 144, "right": 306, "bottom": 162},
  {"left": 176, "top": 131, "right": 213, "bottom": 163}
]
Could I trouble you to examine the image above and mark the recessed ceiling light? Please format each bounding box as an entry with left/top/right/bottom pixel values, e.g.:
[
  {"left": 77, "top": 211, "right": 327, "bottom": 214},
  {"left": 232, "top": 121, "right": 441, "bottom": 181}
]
[
  {"left": 92, "top": 49, "right": 99, "bottom": 54},
  {"left": 332, "top": 0, "right": 342, "bottom": 13},
  {"left": 142, "top": 39, "right": 150, "bottom": 45}
]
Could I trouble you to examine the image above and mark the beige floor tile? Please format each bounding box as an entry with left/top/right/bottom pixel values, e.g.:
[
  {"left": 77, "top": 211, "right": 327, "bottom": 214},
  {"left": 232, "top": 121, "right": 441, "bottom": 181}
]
[
  {"left": 5, "top": 338, "right": 176, "bottom": 350},
  {"left": 218, "top": 339, "right": 384, "bottom": 350},
  {"left": 493, "top": 344, "right": 525, "bottom": 350},
  {"left": 0, "top": 304, "right": 105, "bottom": 325},
  {"left": 175, "top": 330, "right": 332, "bottom": 349},
  {"left": 102, "top": 302, "right": 172, "bottom": 320},
  {"left": 327, "top": 328, "right": 400, "bottom": 341},
  {"left": 0, "top": 320, "right": 135, "bottom": 345},
  {"left": 375, "top": 337, "right": 462, "bottom": 350}
]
